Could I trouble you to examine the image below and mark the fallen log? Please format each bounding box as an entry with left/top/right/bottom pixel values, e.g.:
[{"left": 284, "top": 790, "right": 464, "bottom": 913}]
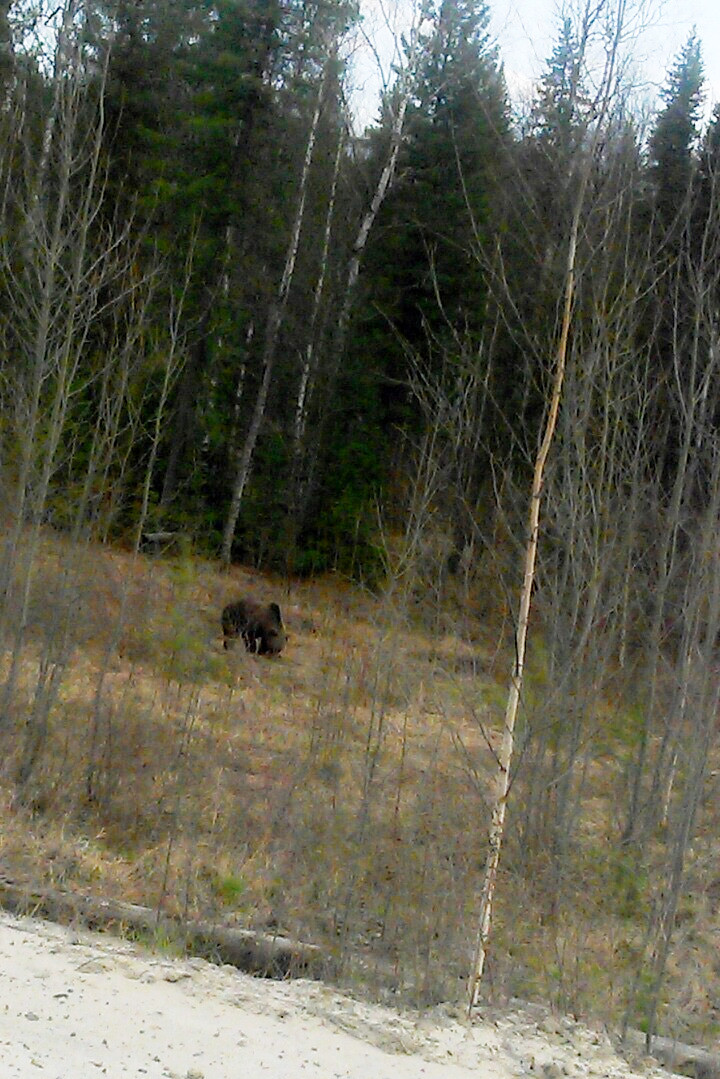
[{"left": 0, "top": 877, "right": 323, "bottom": 979}]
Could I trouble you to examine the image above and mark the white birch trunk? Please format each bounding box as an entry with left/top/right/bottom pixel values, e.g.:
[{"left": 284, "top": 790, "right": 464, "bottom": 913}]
[
  {"left": 467, "top": 0, "right": 629, "bottom": 1008},
  {"left": 220, "top": 62, "right": 328, "bottom": 567},
  {"left": 298, "top": 86, "right": 412, "bottom": 517},
  {"left": 294, "top": 124, "right": 344, "bottom": 455},
  {"left": 467, "top": 216, "right": 577, "bottom": 1008}
]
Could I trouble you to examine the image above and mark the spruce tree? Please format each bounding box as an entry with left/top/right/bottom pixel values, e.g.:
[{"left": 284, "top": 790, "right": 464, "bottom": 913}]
[
  {"left": 346, "top": 0, "right": 509, "bottom": 562},
  {"left": 649, "top": 32, "right": 704, "bottom": 236},
  {"left": 646, "top": 34, "right": 705, "bottom": 478},
  {"left": 364, "top": 0, "right": 507, "bottom": 386}
]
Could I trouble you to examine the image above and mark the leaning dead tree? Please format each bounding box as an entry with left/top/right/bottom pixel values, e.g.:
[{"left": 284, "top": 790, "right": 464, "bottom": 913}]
[{"left": 467, "top": 0, "right": 635, "bottom": 1009}]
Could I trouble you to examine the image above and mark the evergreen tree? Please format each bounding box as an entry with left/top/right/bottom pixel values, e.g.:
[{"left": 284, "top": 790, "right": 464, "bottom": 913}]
[
  {"left": 159, "top": 0, "right": 285, "bottom": 523},
  {"left": 531, "top": 17, "right": 588, "bottom": 160},
  {"left": 644, "top": 34, "right": 705, "bottom": 481},
  {"left": 649, "top": 32, "right": 704, "bottom": 235},
  {"left": 693, "top": 101, "right": 720, "bottom": 259},
  {"left": 522, "top": 15, "right": 594, "bottom": 284},
  {"left": 365, "top": 0, "right": 507, "bottom": 381},
  {"left": 345, "top": 0, "right": 509, "bottom": 561},
  {"left": 482, "top": 15, "right": 594, "bottom": 475},
  {"left": 0, "top": 0, "right": 12, "bottom": 92}
]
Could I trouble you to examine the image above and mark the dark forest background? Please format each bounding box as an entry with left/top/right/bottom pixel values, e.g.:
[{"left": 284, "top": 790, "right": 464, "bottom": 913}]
[{"left": 1, "top": 0, "right": 716, "bottom": 580}]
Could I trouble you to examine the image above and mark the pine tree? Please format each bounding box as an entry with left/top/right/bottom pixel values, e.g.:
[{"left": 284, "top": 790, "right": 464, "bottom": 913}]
[
  {"left": 649, "top": 32, "right": 704, "bottom": 235},
  {"left": 345, "top": 0, "right": 509, "bottom": 562},
  {"left": 644, "top": 33, "right": 705, "bottom": 477},
  {"left": 523, "top": 15, "right": 595, "bottom": 280},
  {"left": 693, "top": 102, "right": 720, "bottom": 259},
  {"left": 367, "top": 0, "right": 507, "bottom": 373}
]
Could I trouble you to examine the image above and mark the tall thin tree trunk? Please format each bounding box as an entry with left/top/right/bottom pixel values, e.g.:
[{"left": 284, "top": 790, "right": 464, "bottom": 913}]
[
  {"left": 293, "top": 121, "right": 344, "bottom": 457},
  {"left": 467, "top": 0, "right": 628, "bottom": 1005},
  {"left": 295, "top": 84, "right": 412, "bottom": 527},
  {"left": 159, "top": 324, "right": 208, "bottom": 508},
  {"left": 622, "top": 277, "right": 704, "bottom": 844},
  {"left": 467, "top": 200, "right": 578, "bottom": 1008},
  {"left": 220, "top": 61, "right": 328, "bottom": 566}
]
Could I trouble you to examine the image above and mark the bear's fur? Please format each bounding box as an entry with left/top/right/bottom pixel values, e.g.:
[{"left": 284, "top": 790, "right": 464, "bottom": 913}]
[{"left": 221, "top": 598, "right": 286, "bottom": 656}]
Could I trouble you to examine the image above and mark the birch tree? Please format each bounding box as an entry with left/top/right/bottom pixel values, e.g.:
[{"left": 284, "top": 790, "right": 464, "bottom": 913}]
[
  {"left": 219, "top": 53, "right": 330, "bottom": 566},
  {"left": 290, "top": 10, "right": 427, "bottom": 542},
  {"left": 0, "top": 4, "right": 183, "bottom": 785},
  {"left": 0, "top": 10, "right": 119, "bottom": 731},
  {"left": 467, "top": 0, "right": 638, "bottom": 1008}
]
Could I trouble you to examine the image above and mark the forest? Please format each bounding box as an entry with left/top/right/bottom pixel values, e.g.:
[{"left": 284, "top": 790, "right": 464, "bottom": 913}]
[
  {"left": 0, "top": 0, "right": 717, "bottom": 578},
  {"left": 2, "top": 0, "right": 720, "bottom": 1058}
]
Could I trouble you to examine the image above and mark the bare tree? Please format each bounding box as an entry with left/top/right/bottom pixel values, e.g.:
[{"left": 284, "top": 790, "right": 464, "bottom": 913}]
[
  {"left": 467, "top": 0, "right": 637, "bottom": 1008},
  {"left": 0, "top": 23, "right": 125, "bottom": 735}
]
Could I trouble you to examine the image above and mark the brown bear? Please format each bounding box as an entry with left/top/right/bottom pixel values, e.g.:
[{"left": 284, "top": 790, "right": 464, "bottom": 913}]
[{"left": 221, "top": 598, "right": 286, "bottom": 656}]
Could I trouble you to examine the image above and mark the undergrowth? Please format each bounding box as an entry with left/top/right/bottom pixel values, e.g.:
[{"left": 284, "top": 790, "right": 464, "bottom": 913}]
[{"left": 0, "top": 527, "right": 717, "bottom": 1040}]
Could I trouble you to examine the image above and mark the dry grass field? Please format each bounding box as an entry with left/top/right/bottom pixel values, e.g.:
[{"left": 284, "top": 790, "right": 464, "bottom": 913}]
[{"left": 0, "top": 528, "right": 718, "bottom": 1049}]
